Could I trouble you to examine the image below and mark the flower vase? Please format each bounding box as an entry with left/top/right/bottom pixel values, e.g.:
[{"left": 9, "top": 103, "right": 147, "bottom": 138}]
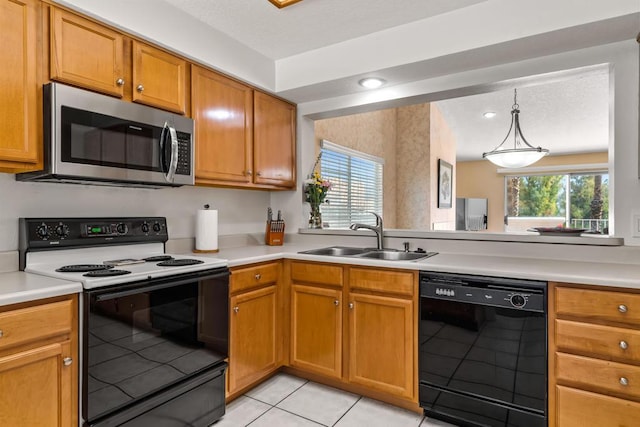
[{"left": 309, "top": 206, "right": 322, "bottom": 229}]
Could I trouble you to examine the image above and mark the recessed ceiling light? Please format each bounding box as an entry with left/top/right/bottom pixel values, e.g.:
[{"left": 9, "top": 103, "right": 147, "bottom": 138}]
[
  {"left": 483, "top": 111, "right": 497, "bottom": 119},
  {"left": 359, "top": 78, "right": 386, "bottom": 89}
]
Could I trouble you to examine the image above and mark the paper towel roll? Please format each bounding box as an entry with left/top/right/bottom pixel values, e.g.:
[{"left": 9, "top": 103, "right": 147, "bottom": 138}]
[{"left": 195, "top": 209, "right": 218, "bottom": 251}]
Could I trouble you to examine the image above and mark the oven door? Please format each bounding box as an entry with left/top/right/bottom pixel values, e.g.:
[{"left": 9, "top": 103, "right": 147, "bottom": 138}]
[
  {"left": 82, "top": 268, "right": 228, "bottom": 425},
  {"left": 419, "top": 296, "right": 547, "bottom": 427}
]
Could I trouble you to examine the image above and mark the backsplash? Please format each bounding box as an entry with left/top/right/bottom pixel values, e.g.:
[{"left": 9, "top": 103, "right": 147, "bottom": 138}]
[{"left": 0, "top": 173, "right": 270, "bottom": 251}]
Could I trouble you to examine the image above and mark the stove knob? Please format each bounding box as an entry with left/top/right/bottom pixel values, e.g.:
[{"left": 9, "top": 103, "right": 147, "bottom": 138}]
[
  {"left": 511, "top": 294, "right": 526, "bottom": 308},
  {"left": 55, "top": 224, "right": 69, "bottom": 238},
  {"left": 116, "top": 223, "right": 128, "bottom": 234},
  {"left": 141, "top": 222, "right": 150, "bottom": 233},
  {"left": 36, "top": 224, "right": 49, "bottom": 239},
  {"left": 152, "top": 222, "right": 162, "bottom": 232}
]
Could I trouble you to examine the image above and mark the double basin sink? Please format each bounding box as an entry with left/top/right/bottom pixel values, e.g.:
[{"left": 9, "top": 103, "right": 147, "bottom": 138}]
[{"left": 299, "top": 246, "right": 437, "bottom": 262}]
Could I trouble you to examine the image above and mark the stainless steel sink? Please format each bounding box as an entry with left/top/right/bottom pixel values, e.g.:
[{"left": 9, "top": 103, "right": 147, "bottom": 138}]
[
  {"left": 299, "top": 246, "right": 437, "bottom": 262},
  {"left": 355, "top": 250, "right": 435, "bottom": 261},
  {"left": 300, "top": 246, "right": 371, "bottom": 256}
]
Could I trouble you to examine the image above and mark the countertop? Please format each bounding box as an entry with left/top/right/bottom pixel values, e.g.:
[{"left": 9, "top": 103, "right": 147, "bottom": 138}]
[
  {"left": 3, "top": 241, "right": 640, "bottom": 307},
  {"left": 193, "top": 243, "right": 640, "bottom": 290},
  {"left": 0, "top": 272, "right": 82, "bottom": 307}
]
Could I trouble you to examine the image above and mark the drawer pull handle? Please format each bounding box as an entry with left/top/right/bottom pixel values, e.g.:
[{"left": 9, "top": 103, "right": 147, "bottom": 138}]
[
  {"left": 620, "top": 377, "right": 629, "bottom": 386},
  {"left": 137, "top": 84, "right": 144, "bottom": 92},
  {"left": 334, "top": 299, "right": 339, "bottom": 306},
  {"left": 255, "top": 273, "right": 261, "bottom": 280},
  {"left": 619, "top": 304, "right": 628, "bottom": 313},
  {"left": 0, "top": 330, "right": 3, "bottom": 338},
  {"left": 233, "top": 306, "right": 239, "bottom": 314},
  {"left": 63, "top": 357, "right": 73, "bottom": 367},
  {"left": 349, "top": 302, "right": 354, "bottom": 309},
  {"left": 116, "top": 78, "right": 125, "bottom": 86},
  {"left": 620, "top": 340, "right": 629, "bottom": 350}
]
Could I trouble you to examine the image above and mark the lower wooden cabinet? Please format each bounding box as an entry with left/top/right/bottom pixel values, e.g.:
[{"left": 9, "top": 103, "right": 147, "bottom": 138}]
[
  {"left": 290, "top": 284, "right": 342, "bottom": 378},
  {"left": 348, "top": 292, "right": 413, "bottom": 398},
  {"left": 228, "top": 262, "right": 282, "bottom": 396},
  {"left": 551, "top": 283, "right": 640, "bottom": 427},
  {"left": 0, "top": 295, "right": 77, "bottom": 427}
]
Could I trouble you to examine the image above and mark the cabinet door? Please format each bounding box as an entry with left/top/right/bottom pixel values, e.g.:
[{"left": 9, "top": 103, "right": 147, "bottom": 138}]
[
  {"left": 50, "top": 8, "right": 125, "bottom": 97},
  {"left": 192, "top": 66, "right": 253, "bottom": 184},
  {"left": 348, "top": 293, "right": 413, "bottom": 398},
  {"left": 291, "top": 284, "right": 342, "bottom": 378},
  {"left": 0, "top": 341, "right": 73, "bottom": 427},
  {"left": 253, "top": 91, "right": 296, "bottom": 188},
  {"left": 0, "top": 0, "right": 39, "bottom": 170},
  {"left": 132, "top": 41, "right": 187, "bottom": 114},
  {"left": 229, "top": 285, "right": 278, "bottom": 393}
]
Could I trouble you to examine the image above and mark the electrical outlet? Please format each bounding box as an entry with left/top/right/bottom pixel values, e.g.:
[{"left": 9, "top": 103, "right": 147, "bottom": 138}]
[{"left": 633, "top": 214, "right": 640, "bottom": 237}]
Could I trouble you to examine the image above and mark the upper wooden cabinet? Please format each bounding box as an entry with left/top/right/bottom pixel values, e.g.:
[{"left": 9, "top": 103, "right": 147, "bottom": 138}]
[
  {"left": 50, "top": 7, "right": 125, "bottom": 98},
  {"left": 194, "top": 76, "right": 296, "bottom": 190},
  {"left": 0, "top": 0, "right": 41, "bottom": 172},
  {"left": 192, "top": 65, "right": 253, "bottom": 184},
  {"left": 132, "top": 41, "right": 187, "bottom": 114},
  {"left": 253, "top": 91, "right": 296, "bottom": 188},
  {"left": 50, "top": 8, "right": 187, "bottom": 114}
]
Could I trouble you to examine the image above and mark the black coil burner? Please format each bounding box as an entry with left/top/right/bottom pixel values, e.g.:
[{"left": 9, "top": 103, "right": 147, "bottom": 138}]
[
  {"left": 157, "top": 259, "right": 204, "bottom": 267},
  {"left": 83, "top": 269, "right": 132, "bottom": 277},
  {"left": 143, "top": 255, "right": 174, "bottom": 262},
  {"left": 56, "top": 264, "right": 113, "bottom": 273}
]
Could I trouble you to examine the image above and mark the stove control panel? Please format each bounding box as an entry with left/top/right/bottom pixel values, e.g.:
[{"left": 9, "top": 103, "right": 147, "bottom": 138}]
[{"left": 20, "top": 217, "right": 169, "bottom": 248}]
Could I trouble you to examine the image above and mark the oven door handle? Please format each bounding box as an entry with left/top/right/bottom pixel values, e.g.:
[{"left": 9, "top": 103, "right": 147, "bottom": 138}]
[
  {"left": 159, "top": 121, "right": 179, "bottom": 183},
  {"left": 93, "top": 271, "right": 229, "bottom": 301}
]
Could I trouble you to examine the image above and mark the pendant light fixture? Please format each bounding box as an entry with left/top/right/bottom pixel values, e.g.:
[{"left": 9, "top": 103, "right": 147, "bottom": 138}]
[{"left": 482, "top": 89, "right": 549, "bottom": 168}]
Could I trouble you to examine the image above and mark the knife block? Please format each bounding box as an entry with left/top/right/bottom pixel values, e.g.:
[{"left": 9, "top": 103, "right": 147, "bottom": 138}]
[{"left": 265, "top": 220, "right": 285, "bottom": 246}]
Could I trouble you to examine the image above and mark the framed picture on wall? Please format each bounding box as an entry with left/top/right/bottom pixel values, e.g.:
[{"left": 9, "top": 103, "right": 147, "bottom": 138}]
[{"left": 438, "top": 159, "right": 453, "bottom": 208}]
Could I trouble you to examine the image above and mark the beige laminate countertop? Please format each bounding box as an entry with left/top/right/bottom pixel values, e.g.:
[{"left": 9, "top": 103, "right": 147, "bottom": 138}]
[
  {"left": 192, "top": 243, "right": 640, "bottom": 290},
  {"left": 0, "top": 271, "right": 82, "bottom": 307}
]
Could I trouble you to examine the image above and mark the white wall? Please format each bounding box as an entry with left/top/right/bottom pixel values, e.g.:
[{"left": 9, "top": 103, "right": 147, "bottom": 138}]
[{"left": 0, "top": 174, "right": 270, "bottom": 251}]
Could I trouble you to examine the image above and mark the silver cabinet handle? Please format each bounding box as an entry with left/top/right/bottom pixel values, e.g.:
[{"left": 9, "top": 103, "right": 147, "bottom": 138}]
[
  {"left": 0, "top": 330, "right": 3, "bottom": 338},
  {"left": 619, "top": 304, "right": 628, "bottom": 313},
  {"left": 620, "top": 377, "right": 629, "bottom": 386},
  {"left": 334, "top": 300, "right": 339, "bottom": 306},
  {"left": 233, "top": 306, "right": 239, "bottom": 313},
  {"left": 256, "top": 172, "right": 262, "bottom": 177},
  {"left": 620, "top": 340, "right": 629, "bottom": 350},
  {"left": 63, "top": 357, "right": 73, "bottom": 366},
  {"left": 246, "top": 170, "right": 253, "bottom": 176},
  {"left": 349, "top": 302, "right": 354, "bottom": 309},
  {"left": 116, "top": 78, "right": 125, "bottom": 86},
  {"left": 137, "top": 84, "right": 144, "bottom": 92},
  {"left": 255, "top": 273, "right": 261, "bottom": 280}
]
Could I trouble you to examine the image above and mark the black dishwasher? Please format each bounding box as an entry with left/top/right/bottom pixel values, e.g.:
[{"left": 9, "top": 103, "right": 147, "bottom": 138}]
[{"left": 418, "top": 272, "right": 547, "bottom": 427}]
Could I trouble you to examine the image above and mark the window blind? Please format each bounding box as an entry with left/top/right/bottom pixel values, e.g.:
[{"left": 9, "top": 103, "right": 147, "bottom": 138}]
[{"left": 320, "top": 140, "right": 383, "bottom": 229}]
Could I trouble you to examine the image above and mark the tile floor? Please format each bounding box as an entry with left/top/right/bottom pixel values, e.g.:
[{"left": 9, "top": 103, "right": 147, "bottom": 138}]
[{"left": 214, "top": 373, "right": 458, "bottom": 427}]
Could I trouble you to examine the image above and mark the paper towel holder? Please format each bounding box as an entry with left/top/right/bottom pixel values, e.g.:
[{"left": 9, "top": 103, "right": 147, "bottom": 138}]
[{"left": 194, "top": 204, "right": 220, "bottom": 254}]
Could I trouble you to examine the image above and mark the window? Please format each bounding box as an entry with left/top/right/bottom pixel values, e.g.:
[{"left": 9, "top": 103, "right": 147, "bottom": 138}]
[
  {"left": 505, "top": 171, "right": 609, "bottom": 233},
  {"left": 319, "top": 140, "right": 383, "bottom": 228}
]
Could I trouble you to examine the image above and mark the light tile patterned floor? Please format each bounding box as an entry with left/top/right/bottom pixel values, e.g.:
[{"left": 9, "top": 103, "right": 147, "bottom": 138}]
[{"left": 214, "top": 373, "right": 457, "bottom": 427}]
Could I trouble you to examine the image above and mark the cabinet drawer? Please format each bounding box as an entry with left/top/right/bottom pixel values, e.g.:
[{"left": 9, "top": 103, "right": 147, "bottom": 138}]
[
  {"left": 556, "top": 319, "right": 640, "bottom": 362},
  {"left": 290, "top": 262, "right": 343, "bottom": 287},
  {"left": 557, "top": 385, "right": 640, "bottom": 427},
  {"left": 231, "top": 262, "right": 280, "bottom": 293},
  {"left": 556, "top": 287, "right": 640, "bottom": 325},
  {"left": 556, "top": 352, "right": 640, "bottom": 400},
  {"left": 0, "top": 299, "right": 73, "bottom": 351},
  {"left": 349, "top": 268, "right": 414, "bottom": 297}
]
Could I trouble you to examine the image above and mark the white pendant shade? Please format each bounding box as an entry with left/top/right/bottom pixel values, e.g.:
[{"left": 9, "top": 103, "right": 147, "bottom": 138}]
[{"left": 482, "top": 89, "right": 549, "bottom": 168}]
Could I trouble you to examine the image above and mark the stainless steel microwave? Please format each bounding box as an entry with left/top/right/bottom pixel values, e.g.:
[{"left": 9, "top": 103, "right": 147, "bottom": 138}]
[{"left": 17, "top": 83, "right": 195, "bottom": 187}]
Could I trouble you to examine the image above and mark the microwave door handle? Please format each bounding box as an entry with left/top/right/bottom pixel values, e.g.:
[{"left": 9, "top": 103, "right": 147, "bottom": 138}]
[{"left": 166, "top": 124, "right": 179, "bottom": 183}]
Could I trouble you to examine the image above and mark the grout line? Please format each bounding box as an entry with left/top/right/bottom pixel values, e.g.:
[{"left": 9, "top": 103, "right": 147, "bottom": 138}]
[
  {"left": 245, "top": 406, "right": 277, "bottom": 426},
  {"left": 330, "top": 395, "right": 362, "bottom": 426},
  {"left": 271, "top": 376, "right": 310, "bottom": 406},
  {"left": 275, "top": 407, "right": 329, "bottom": 426}
]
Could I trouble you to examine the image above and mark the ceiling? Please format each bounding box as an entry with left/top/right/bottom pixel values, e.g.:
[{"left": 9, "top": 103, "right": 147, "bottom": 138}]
[
  {"left": 159, "top": 0, "right": 617, "bottom": 159},
  {"left": 435, "top": 70, "right": 610, "bottom": 161},
  {"left": 162, "top": 0, "right": 486, "bottom": 59}
]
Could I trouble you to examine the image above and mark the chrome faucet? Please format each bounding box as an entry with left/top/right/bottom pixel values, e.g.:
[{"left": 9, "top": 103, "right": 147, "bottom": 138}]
[{"left": 349, "top": 212, "right": 384, "bottom": 250}]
